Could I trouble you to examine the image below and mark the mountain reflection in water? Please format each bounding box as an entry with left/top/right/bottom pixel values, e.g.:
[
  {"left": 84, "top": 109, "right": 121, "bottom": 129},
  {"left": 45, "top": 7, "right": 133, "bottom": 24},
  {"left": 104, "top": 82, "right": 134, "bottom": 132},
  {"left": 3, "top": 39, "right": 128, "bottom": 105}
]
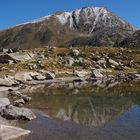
[{"left": 23, "top": 81, "right": 140, "bottom": 127}]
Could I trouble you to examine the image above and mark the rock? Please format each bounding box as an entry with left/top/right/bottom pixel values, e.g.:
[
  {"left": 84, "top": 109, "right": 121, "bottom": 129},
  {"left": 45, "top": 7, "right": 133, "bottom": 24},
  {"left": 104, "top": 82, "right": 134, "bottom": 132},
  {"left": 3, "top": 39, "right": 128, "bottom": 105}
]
[
  {"left": 27, "top": 63, "right": 38, "bottom": 70},
  {"left": 108, "top": 59, "right": 119, "bottom": 66},
  {"left": 0, "top": 125, "right": 30, "bottom": 140},
  {"left": 8, "top": 91, "right": 21, "bottom": 97},
  {"left": 7, "top": 52, "right": 33, "bottom": 62},
  {"left": 72, "top": 49, "right": 79, "bottom": 56},
  {"left": 91, "top": 69, "right": 104, "bottom": 79},
  {"left": 0, "top": 52, "right": 33, "bottom": 64},
  {"left": 0, "top": 67, "right": 8, "bottom": 71},
  {"left": 114, "top": 65, "right": 124, "bottom": 70},
  {"left": 32, "top": 73, "right": 46, "bottom": 81},
  {"left": 75, "top": 70, "right": 90, "bottom": 77},
  {"left": 2, "top": 48, "right": 13, "bottom": 53},
  {"left": 0, "top": 77, "right": 17, "bottom": 87},
  {"left": 97, "top": 58, "right": 107, "bottom": 68},
  {"left": 21, "top": 95, "right": 32, "bottom": 102},
  {"left": 39, "top": 70, "right": 55, "bottom": 80},
  {"left": 65, "top": 57, "right": 75, "bottom": 66},
  {"left": 13, "top": 99, "right": 25, "bottom": 107},
  {"left": 0, "top": 98, "right": 10, "bottom": 108},
  {"left": 1, "top": 105, "right": 36, "bottom": 120},
  {"left": 15, "top": 72, "right": 33, "bottom": 82},
  {"left": 135, "top": 74, "right": 140, "bottom": 79},
  {"left": 9, "top": 69, "right": 15, "bottom": 73}
]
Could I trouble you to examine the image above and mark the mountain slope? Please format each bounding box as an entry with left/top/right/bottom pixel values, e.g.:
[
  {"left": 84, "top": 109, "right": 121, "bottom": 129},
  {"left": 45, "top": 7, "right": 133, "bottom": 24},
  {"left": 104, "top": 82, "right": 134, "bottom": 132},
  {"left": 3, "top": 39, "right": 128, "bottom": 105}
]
[
  {"left": 115, "top": 30, "right": 140, "bottom": 48},
  {"left": 0, "top": 7, "right": 136, "bottom": 50}
]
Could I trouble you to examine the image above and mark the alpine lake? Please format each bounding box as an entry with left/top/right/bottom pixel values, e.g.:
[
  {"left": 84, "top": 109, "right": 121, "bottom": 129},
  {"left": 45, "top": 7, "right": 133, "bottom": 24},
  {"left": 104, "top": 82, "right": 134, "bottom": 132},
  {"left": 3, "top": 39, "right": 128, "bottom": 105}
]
[{"left": 12, "top": 80, "right": 140, "bottom": 140}]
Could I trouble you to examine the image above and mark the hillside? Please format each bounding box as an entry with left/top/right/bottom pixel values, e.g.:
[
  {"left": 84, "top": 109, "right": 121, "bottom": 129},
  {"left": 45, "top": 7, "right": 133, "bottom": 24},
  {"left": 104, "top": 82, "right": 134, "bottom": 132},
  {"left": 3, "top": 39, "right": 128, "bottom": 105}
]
[{"left": 116, "top": 30, "right": 140, "bottom": 48}]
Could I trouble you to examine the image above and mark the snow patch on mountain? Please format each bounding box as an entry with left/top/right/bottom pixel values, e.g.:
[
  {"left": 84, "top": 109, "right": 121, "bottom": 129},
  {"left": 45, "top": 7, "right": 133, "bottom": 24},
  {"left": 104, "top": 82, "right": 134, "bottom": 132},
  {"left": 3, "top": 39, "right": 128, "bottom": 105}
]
[{"left": 55, "top": 7, "right": 135, "bottom": 32}]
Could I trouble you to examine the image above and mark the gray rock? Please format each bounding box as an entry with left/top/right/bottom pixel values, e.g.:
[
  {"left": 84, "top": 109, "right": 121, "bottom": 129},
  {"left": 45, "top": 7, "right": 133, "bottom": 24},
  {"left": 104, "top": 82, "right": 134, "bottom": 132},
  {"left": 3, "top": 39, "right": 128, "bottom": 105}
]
[
  {"left": 75, "top": 70, "right": 90, "bottom": 77},
  {"left": 0, "top": 125, "right": 30, "bottom": 140},
  {"left": 135, "top": 74, "right": 140, "bottom": 79},
  {"left": 65, "top": 57, "right": 75, "bottom": 66},
  {"left": 108, "top": 59, "right": 119, "bottom": 66},
  {"left": 91, "top": 69, "right": 104, "bottom": 79},
  {"left": 0, "top": 98, "right": 10, "bottom": 108},
  {"left": 0, "top": 77, "right": 17, "bottom": 87},
  {"left": 15, "top": 72, "right": 33, "bottom": 82},
  {"left": 21, "top": 95, "right": 32, "bottom": 102},
  {"left": 72, "top": 49, "right": 79, "bottom": 56},
  {"left": 13, "top": 99, "right": 25, "bottom": 107},
  {"left": 1, "top": 105, "right": 36, "bottom": 120},
  {"left": 32, "top": 73, "right": 46, "bottom": 81},
  {"left": 7, "top": 52, "right": 33, "bottom": 61},
  {"left": 39, "top": 70, "right": 55, "bottom": 80}
]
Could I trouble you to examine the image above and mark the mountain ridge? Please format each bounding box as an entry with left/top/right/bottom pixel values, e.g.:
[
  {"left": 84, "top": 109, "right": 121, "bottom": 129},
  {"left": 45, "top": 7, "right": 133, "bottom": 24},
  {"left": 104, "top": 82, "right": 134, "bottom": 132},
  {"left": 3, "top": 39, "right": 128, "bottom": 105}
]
[{"left": 0, "top": 6, "right": 136, "bottom": 50}]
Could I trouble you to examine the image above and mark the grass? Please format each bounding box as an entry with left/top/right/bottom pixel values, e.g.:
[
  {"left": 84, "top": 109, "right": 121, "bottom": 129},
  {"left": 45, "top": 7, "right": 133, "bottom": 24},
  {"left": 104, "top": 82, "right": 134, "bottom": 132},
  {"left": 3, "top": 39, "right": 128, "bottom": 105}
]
[{"left": 0, "top": 46, "right": 140, "bottom": 78}]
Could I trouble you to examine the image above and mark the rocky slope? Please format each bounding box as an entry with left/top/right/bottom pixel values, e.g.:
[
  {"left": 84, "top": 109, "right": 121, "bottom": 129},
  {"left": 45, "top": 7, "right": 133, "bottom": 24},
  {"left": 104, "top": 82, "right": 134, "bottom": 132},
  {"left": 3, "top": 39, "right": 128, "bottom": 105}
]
[
  {"left": 116, "top": 30, "right": 140, "bottom": 48},
  {"left": 0, "top": 7, "right": 136, "bottom": 50}
]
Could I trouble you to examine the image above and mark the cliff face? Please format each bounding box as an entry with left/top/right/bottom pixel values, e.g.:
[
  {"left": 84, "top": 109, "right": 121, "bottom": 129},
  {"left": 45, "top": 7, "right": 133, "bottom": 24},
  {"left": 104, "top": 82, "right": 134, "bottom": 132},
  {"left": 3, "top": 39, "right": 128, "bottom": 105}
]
[{"left": 0, "top": 7, "right": 136, "bottom": 50}]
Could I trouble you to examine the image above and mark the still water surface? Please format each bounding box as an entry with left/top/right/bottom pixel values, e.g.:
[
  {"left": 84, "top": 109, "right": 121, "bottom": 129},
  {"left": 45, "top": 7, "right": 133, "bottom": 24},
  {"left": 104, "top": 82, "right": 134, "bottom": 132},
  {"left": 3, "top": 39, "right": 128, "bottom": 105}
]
[{"left": 19, "top": 81, "right": 140, "bottom": 140}]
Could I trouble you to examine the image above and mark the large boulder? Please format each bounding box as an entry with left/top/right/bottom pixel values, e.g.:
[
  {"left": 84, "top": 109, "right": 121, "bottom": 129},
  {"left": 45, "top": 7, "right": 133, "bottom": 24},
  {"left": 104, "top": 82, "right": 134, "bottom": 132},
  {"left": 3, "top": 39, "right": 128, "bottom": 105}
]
[
  {"left": 0, "top": 105, "right": 36, "bottom": 120},
  {"left": 0, "top": 77, "right": 17, "bottom": 87},
  {"left": 0, "top": 98, "right": 10, "bottom": 108},
  {"left": 0, "top": 125, "right": 30, "bottom": 140},
  {"left": 15, "top": 72, "right": 33, "bottom": 82}
]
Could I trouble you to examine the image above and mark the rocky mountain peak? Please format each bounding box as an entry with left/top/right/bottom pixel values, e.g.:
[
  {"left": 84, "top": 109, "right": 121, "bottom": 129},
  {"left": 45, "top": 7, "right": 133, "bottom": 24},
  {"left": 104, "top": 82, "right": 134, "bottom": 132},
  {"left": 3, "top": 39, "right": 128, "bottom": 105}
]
[{"left": 55, "top": 6, "right": 136, "bottom": 33}]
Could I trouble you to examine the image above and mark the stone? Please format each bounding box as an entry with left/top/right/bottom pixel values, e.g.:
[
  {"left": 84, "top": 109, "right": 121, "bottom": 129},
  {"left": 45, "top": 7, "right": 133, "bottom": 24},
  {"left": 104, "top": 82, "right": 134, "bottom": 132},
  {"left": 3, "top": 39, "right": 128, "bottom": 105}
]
[
  {"left": 13, "top": 99, "right": 25, "bottom": 107},
  {"left": 135, "top": 74, "right": 140, "bottom": 79},
  {"left": 9, "top": 69, "right": 15, "bottom": 73},
  {"left": 0, "top": 125, "right": 30, "bottom": 140},
  {"left": 0, "top": 98, "right": 10, "bottom": 108},
  {"left": 15, "top": 72, "right": 33, "bottom": 82},
  {"left": 0, "top": 67, "right": 8, "bottom": 71},
  {"left": 75, "top": 70, "right": 90, "bottom": 77},
  {"left": 72, "top": 49, "right": 79, "bottom": 56},
  {"left": 8, "top": 91, "right": 21, "bottom": 97},
  {"left": 32, "top": 73, "right": 46, "bottom": 81},
  {"left": 65, "top": 57, "right": 75, "bottom": 66},
  {"left": 21, "top": 95, "right": 32, "bottom": 102},
  {"left": 108, "top": 59, "right": 119, "bottom": 66},
  {"left": 7, "top": 52, "right": 33, "bottom": 61},
  {"left": 1, "top": 105, "right": 36, "bottom": 121},
  {"left": 39, "top": 70, "right": 55, "bottom": 80},
  {"left": 91, "top": 69, "right": 104, "bottom": 79},
  {"left": 0, "top": 77, "right": 17, "bottom": 87}
]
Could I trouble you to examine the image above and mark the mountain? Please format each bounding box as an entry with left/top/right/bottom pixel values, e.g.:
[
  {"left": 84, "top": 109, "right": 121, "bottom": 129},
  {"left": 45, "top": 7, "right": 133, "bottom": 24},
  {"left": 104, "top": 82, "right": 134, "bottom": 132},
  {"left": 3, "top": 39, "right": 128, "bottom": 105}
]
[
  {"left": 115, "top": 30, "right": 140, "bottom": 48},
  {"left": 0, "top": 7, "right": 136, "bottom": 50}
]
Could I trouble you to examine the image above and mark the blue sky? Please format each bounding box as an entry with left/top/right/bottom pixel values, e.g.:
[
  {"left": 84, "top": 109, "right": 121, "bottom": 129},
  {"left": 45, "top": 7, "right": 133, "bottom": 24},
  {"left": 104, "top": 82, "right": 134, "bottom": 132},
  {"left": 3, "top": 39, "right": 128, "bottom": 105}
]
[{"left": 0, "top": 0, "right": 139, "bottom": 29}]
